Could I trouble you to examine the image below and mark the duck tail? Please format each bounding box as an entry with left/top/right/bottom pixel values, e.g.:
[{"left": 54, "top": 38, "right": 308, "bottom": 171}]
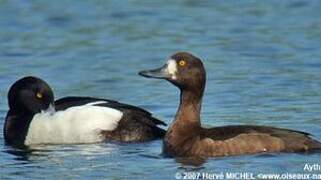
[
  {"left": 153, "top": 126, "right": 166, "bottom": 139},
  {"left": 307, "top": 139, "right": 321, "bottom": 151}
]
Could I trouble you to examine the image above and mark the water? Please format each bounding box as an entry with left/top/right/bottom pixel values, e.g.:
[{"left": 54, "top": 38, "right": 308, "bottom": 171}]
[{"left": 1, "top": 0, "right": 321, "bottom": 179}]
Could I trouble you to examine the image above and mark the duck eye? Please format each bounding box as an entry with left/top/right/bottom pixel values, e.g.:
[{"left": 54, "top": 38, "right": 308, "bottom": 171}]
[
  {"left": 36, "top": 92, "right": 43, "bottom": 99},
  {"left": 178, "top": 60, "right": 186, "bottom": 66}
]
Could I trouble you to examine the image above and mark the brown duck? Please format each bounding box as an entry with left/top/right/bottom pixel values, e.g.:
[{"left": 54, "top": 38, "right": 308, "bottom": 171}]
[{"left": 139, "top": 52, "right": 321, "bottom": 157}]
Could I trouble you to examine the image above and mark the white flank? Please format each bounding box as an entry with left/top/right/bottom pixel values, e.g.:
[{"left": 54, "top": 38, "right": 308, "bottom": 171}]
[
  {"left": 24, "top": 101, "right": 123, "bottom": 145},
  {"left": 166, "top": 59, "right": 178, "bottom": 80}
]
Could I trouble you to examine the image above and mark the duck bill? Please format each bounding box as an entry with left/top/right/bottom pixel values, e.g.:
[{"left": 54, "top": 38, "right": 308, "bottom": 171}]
[{"left": 138, "top": 64, "right": 170, "bottom": 79}]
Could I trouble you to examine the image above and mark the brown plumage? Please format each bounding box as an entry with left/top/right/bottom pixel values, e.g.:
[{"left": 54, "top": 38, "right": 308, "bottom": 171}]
[{"left": 139, "top": 52, "right": 321, "bottom": 157}]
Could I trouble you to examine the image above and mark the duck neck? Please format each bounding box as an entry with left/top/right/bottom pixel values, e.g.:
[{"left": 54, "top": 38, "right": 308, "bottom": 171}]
[
  {"left": 175, "top": 88, "right": 204, "bottom": 127},
  {"left": 4, "top": 109, "right": 33, "bottom": 147},
  {"left": 163, "top": 88, "right": 204, "bottom": 155}
]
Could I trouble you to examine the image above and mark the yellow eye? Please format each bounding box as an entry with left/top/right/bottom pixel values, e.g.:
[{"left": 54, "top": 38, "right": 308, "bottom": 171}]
[
  {"left": 179, "top": 60, "right": 186, "bottom": 66},
  {"left": 36, "top": 92, "right": 43, "bottom": 99}
]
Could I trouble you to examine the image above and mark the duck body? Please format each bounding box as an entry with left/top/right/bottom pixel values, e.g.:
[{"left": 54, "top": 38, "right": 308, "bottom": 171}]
[
  {"left": 4, "top": 77, "right": 166, "bottom": 148},
  {"left": 54, "top": 96, "right": 166, "bottom": 142},
  {"left": 139, "top": 52, "right": 321, "bottom": 157},
  {"left": 164, "top": 124, "right": 321, "bottom": 157}
]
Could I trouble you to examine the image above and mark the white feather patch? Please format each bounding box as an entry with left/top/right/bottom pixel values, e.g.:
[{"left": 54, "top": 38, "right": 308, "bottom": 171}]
[
  {"left": 167, "top": 59, "right": 178, "bottom": 80},
  {"left": 24, "top": 102, "right": 123, "bottom": 145}
]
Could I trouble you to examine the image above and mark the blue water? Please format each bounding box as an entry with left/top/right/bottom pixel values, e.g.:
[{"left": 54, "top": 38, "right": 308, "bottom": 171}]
[{"left": 1, "top": 0, "right": 321, "bottom": 179}]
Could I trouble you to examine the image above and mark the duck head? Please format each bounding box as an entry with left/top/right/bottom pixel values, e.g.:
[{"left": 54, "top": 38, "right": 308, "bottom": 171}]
[
  {"left": 139, "top": 52, "right": 206, "bottom": 93},
  {"left": 8, "top": 76, "right": 55, "bottom": 114}
]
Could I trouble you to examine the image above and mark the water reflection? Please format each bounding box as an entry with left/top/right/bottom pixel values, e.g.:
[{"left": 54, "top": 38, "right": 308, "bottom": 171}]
[
  {"left": 176, "top": 156, "right": 207, "bottom": 167},
  {"left": 3, "top": 143, "right": 121, "bottom": 162}
]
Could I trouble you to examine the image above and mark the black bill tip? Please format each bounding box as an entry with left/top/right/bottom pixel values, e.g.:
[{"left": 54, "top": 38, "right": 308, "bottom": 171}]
[{"left": 138, "top": 70, "right": 153, "bottom": 78}]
